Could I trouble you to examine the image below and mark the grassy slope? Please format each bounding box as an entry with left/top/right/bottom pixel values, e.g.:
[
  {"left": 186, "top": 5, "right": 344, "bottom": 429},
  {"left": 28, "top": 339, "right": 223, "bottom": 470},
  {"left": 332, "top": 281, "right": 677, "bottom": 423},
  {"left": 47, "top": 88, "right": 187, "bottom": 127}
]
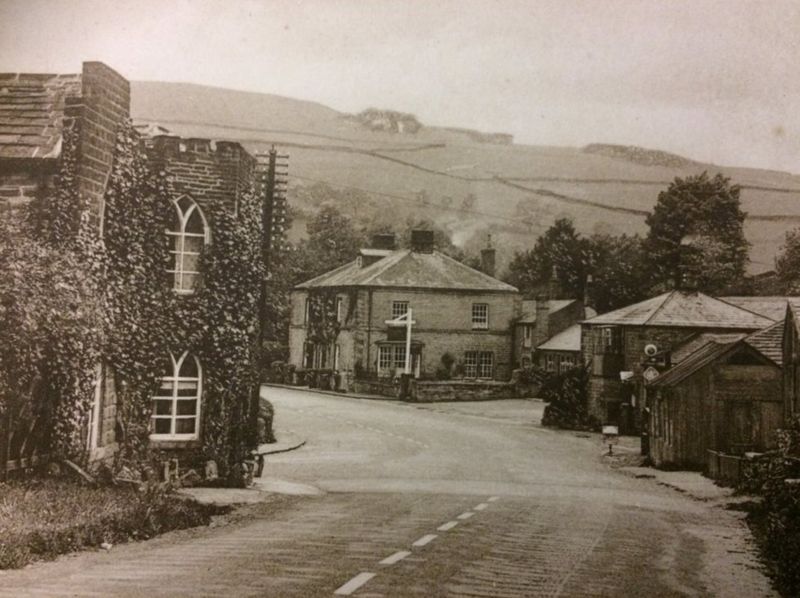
[{"left": 131, "top": 81, "right": 800, "bottom": 275}]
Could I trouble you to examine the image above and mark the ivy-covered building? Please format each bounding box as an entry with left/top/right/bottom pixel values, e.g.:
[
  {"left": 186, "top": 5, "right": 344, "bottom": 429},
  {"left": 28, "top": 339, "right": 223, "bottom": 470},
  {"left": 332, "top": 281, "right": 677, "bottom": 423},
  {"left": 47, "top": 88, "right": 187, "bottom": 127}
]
[
  {"left": 0, "top": 61, "right": 267, "bottom": 483},
  {"left": 289, "top": 231, "right": 521, "bottom": 381}
]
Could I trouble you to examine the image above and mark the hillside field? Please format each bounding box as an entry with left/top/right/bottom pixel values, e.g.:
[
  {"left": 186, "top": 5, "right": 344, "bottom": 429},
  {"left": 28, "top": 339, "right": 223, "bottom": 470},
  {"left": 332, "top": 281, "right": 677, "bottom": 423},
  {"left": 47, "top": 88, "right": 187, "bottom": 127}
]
[{"left": 131, "top": 81, "right": 800, "bottom": 275}]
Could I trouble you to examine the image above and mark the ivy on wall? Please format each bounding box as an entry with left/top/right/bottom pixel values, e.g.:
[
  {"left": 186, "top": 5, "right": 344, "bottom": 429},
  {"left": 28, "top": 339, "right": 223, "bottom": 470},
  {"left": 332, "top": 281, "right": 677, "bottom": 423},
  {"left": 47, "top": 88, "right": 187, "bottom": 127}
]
[
  {"left": 102, "top": 121, "right": 263, "bottom": 484},
  {"left": 0, "top": 119, "right": 105, "bottom": 464},
  {"left": 307, "top": 289, "right": 342, "bottom": 351}
]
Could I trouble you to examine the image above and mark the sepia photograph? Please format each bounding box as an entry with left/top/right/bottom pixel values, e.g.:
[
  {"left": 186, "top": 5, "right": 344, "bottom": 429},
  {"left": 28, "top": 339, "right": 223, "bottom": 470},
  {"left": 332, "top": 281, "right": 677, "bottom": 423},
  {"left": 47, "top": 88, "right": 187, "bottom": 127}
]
[{"left": 0, "top": 1, "right": 798, "bottom": 595}]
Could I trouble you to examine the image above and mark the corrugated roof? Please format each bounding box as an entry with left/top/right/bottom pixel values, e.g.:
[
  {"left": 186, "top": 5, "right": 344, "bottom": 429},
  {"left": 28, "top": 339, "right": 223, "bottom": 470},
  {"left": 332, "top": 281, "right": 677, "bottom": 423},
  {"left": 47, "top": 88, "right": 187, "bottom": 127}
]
[
  {"left": 720, "top": 296, "right": 800, "bottom": 321},
  {"left": 745, "top": 320, "right": 784, "bottom": 366},
  {"left": 295, "top": 249, "right": 518, "bottom": 292},
  {"left": 0, "top": 72, "right": 81, "bottom": 159},
  {"left": 584, "top": 290, "right": 773, "bottom": 329},
  {"left": 519, "top": 299, "right": 576, "bottom": 324},
  {"left": 537, "top": 323, "right": 581, "bottom": 352}
]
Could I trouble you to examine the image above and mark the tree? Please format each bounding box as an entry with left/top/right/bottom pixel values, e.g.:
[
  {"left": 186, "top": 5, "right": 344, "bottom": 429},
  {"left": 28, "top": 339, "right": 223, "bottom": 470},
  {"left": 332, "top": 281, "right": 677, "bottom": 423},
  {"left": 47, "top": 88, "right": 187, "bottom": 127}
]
[
  {"left": 644, "top": 172, "right": 749, "bottom": 293},
  {"left": 293, "top": 205, "right": 365, "bottom": 284},
  {"left": 587, "top": 233, "right": 650, "bottom": 312},
  {"left": 504, "top": 218, "right": 591, "bottom": 298},
  {"left": 776, "top": 229, "right": 800, "bottom": 293}
]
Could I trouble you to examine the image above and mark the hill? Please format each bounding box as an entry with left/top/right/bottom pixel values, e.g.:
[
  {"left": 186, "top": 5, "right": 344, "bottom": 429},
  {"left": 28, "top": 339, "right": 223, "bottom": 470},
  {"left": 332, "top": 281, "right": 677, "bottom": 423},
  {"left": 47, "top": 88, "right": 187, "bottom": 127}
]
[{"left": 130, "top": 81, "right": 800, "bottom": 275}]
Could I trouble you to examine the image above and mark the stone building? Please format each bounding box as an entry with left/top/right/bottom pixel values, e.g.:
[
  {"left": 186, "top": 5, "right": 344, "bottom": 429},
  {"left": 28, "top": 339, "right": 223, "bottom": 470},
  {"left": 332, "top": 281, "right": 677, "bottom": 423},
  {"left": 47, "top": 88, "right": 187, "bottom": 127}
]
[
  {"left": 288, "top": 232, "right": 521, "bottom": 381},
  {"left": 1, "top": 61, "right": 130, "bottom": 464},
  {"left": 581, "top": 290, "right": 774, "bottom": 429},
  {"left": 1, "top": 61, "right": 269, "bottom": 475}
]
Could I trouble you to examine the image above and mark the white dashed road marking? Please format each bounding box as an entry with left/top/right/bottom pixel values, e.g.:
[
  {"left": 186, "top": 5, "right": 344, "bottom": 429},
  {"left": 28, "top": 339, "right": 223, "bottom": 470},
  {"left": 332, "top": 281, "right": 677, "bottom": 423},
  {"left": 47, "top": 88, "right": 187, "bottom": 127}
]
[
  {"left": 474, "top": 503, "right": 488, "bottom": 511},
  {"left": 437, "top": 520, "right": 459, "bottom": 531},
  {"left": 380, "top": 550, "right": 411, "bottom": 565},
  {"left": 334, "top": 572, "right": 376, "bottom": 595},
  {"left": 412, "top": 534, "right": 438, "bottom": 547},
  {"left": 457, "top": 512, "right": 474, "bottom": 520}
]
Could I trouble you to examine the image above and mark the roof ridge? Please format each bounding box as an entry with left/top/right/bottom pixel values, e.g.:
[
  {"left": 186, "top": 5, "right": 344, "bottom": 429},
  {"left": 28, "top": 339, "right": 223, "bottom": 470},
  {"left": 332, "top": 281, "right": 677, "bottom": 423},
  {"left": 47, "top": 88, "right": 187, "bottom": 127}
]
[
  {"left": 433, "top": 250, "right": 517, "bottom": 289},
  {"left": 642, "top": 290, "right": 675, "bottom": 326},
  {"left": 357, "top": 249, "right": 410, "bottom": 285},
  {"left": 295, "top": 258, "right": 358, "bottom": 288},
  {"left": 715, "top": 295, "right": 783, "bottom": 322}
]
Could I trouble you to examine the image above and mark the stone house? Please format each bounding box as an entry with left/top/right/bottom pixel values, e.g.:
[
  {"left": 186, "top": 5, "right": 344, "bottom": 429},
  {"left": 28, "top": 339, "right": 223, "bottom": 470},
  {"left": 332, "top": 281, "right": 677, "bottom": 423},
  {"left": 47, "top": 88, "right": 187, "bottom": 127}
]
[
  {"left": 648, "top": 324, "right": 783, "bottom": 469},
  {"left": 513, "top": 298, "right": 589, "bottom": 370},
  {"left": 288, "top": 232, "right": 520, "bottom": 381},
  {"left": 1, "top": 61, "right": 268, "bottom": 474},
  {"left": 1, "top": 62, "right": 130, "bottom": 465},
  {"left": 581, "top": 290, "right": 775, "bottom": 429}
]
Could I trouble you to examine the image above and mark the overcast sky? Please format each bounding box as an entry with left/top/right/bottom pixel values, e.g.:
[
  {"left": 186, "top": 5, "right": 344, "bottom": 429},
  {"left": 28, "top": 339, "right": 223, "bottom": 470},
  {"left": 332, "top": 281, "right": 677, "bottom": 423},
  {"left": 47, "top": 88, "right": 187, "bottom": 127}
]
[{"left": 1, "top": 0, "right": 798, "bottom": 172}]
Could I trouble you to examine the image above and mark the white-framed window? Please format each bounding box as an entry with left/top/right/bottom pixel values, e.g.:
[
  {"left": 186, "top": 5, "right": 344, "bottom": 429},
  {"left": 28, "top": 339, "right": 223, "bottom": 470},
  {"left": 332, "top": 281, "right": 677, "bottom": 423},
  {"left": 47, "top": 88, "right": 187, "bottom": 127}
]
[
  {"left": 378, "top": 345, "right": 406, "bottom": 375},
  {"left": 391, "top": 300, "right": 409, "bottom": 320},
  {"left": 472, "top": 303, "right": 489, "bottom": 329},
  {"left": 151, "top": 352, "right": 202, "bottom": 441},
  {"left": 465, "top": 351, "right": 494, "bottom": 378},
  {"left": 336, "top": 297, "right": 344, "bottom": 323},
  {"left": 545, "top": 354, "right": 556, "bottom": 372},
  {"left": 167, "top": 195, "right": 209, "bottom": 295},
  {"left": 559, "top": 355, "right": 576, "bottom": 373}
]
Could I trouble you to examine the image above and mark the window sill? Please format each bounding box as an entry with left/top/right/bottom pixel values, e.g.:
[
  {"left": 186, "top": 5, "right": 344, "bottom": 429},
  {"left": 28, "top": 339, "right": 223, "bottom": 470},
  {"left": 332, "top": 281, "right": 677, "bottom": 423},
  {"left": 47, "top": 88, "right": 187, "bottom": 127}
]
[{"left": 149, "top": 438, "right": 202, "bottom": 450}]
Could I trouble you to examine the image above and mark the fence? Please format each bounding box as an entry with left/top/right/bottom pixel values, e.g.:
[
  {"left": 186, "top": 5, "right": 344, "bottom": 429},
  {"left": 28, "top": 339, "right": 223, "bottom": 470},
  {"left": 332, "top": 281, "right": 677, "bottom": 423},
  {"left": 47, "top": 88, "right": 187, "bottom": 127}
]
[{"left": 706, "top": 450, "right": 747, "bottom": 484}]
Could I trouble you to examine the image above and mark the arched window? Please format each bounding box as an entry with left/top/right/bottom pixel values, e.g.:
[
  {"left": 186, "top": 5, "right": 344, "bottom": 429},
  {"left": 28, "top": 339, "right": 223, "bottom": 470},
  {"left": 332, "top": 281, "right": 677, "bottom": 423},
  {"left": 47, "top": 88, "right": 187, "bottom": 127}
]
[
  {"left": 151, "top": 352, "right": 202, "bottom": 440},
  {"left": 167, "top": 196, "right": 209, "bottom": 294}
]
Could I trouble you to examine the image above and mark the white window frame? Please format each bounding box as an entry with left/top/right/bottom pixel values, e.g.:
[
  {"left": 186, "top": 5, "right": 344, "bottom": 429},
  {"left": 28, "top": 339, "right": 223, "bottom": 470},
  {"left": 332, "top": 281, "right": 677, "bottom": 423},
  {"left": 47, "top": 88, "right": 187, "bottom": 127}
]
[
  {"left": 391, "top": 300, "right": 409, "bottom": 319},
  {"left": 465, "top": 351, "right": 494, "bottom": 378},
  {"left": 378, "top": 344, "right": 406, "bottom": 376},
  {"left": 150, "top": 352, "right": 202, "bottom": 441},
  {"left": 545, "top": 354, "right": 556, "bottom": 372},
  {"left": 472, "top": 303, "right": 489, "bottom": 330},
  {"left": 167, "top": 196, "right": 210, "bottom": 295}
]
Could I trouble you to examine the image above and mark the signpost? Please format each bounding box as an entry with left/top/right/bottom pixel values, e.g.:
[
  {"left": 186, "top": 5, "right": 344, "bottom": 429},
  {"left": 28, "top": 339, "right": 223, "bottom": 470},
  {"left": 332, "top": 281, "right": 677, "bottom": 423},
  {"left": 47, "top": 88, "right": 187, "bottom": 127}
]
[{"left": 385, "top": 308, "right": 415, "bottom": 375}]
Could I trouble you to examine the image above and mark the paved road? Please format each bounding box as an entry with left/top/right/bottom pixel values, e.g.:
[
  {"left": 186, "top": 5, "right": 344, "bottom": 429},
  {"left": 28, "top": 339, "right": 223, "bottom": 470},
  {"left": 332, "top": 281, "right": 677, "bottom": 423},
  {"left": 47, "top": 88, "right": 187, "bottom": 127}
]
[{"left": 0, "top": 387, "right": 774, "bottom": 597}]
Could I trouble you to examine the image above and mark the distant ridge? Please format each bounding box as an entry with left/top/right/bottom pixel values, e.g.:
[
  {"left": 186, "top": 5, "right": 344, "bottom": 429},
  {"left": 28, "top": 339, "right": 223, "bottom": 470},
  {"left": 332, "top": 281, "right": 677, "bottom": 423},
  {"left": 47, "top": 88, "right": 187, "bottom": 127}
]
[{"left": 130, "top": 80, "right": 800, "bottom": 275}]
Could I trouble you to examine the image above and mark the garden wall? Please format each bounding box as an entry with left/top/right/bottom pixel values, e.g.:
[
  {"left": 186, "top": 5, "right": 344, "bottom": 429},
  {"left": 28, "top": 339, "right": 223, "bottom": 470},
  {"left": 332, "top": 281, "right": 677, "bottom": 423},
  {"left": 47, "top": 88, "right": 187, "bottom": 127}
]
[{"left": 408, "top": 380, "right": 516, "bottom": 403}]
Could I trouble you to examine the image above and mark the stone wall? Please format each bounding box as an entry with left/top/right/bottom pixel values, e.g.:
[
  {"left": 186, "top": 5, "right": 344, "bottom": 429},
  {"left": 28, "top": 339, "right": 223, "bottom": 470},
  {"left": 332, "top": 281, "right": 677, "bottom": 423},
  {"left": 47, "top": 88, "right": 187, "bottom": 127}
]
[
  {"left": 408, "top": 379, "right": 516, "bottom": 403},
  {"left": 352, "top": 378, "right": 400, "bottom": 398}
]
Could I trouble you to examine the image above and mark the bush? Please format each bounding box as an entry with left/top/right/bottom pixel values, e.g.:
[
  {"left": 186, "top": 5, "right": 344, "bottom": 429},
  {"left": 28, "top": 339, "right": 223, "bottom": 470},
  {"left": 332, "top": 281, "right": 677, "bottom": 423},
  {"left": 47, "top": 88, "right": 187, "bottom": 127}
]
[
  {"left": 737, "top": 417, "right": 800, "bottom": 595},
  {"left": 0, "top": 478, "right": 226, "bottom": 569},
  {"left": 540, "top": 365, "right": 599, "bottom": 431}
]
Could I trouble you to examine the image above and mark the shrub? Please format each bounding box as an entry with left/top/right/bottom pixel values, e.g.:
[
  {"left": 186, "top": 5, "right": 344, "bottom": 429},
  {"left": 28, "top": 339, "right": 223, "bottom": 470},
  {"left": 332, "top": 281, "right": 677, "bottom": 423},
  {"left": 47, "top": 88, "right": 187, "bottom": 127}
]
[
  {"left": 540, "top": 365, "right": 599, "bottom": 431},
  {"left": 737, "top": 416, "right": 800, "bottom": 595}
]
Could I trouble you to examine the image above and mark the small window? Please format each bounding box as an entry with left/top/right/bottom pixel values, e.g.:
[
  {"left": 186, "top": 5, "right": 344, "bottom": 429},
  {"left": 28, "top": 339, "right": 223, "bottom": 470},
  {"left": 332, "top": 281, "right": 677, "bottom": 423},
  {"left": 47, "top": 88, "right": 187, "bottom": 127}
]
[
  {"left": 151, "top": 352, "right": 202, "bottom": 441},
  {"left": 545, "top": 354, "right": 556, "bottom": 372},
  {"left": 472, "top": 303, "right": 489, "bottom": 329},
  {"left": 465, "top": 351, "right": 494, "bottom": 378},
  {"left": 167, "top": 196, "right": 209, "bottom": 294},
  {"left": 559, "top": 355, "right": 576, "bottom": 373},
  {"left": 392, "top": 301, "right": 409, "bottom": 320}
]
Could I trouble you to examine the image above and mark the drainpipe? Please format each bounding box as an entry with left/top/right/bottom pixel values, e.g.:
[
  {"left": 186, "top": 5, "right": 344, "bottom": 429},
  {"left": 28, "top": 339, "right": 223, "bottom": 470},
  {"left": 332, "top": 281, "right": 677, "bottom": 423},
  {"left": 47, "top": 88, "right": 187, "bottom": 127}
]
[{"left": 366, "top": 289, "right": 373, "bottom": 375}]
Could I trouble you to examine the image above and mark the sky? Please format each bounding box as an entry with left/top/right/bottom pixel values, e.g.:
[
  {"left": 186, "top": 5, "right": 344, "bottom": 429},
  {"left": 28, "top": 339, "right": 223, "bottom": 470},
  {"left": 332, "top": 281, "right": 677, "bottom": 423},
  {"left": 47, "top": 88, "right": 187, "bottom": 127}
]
[{"left": 1, "top": 0, "right": 798, "bottom": 172}]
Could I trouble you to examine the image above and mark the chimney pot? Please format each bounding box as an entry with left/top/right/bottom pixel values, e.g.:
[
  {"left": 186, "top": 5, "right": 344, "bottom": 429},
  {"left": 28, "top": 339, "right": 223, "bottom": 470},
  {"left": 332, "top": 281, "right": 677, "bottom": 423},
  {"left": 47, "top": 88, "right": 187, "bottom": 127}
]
[
  {"left": 371, "top": 233, "right": 396, "bottom": 250},
  {"left": 410, "top": 229, "right": 435, "bottom": 253}
]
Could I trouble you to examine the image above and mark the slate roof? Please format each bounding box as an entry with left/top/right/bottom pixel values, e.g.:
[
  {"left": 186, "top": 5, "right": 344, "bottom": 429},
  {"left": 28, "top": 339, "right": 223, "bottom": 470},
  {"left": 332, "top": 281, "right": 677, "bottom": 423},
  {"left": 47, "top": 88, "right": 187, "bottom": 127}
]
[
  {"left": 670, "top": 332, "right": 747, "bottom": 363},
  {"left": 584, "top": 290, "right": 773, "bottom": 330},
  {"left": 649, "top": 340, "right": 743, "bottom": 388},
  {"left": 0, "top": 72, "right": 81, "bottom": 159},
  {"left": 537, "top": 323, "right": 581, "bottom": 352},
  {"left": 295, "top": 249, "right": 518, "bottom": 292},
  {"left": 745, "top": 320, "right": 784, "bottom": 366},
  {"left": 721, "top": 296, "right": 800, "bottom": 322},
  {"left": 518, "top": 299, "right": 576, "bottom": 324}
]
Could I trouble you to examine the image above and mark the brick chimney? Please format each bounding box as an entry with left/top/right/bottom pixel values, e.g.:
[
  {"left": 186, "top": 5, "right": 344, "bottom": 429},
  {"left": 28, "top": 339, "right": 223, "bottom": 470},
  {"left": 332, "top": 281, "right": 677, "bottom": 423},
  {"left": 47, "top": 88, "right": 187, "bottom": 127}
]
[
  {"left": 371, "top": 233, "right": 396, "bottom": 250},
  {"left": 534, "top": 295, "right": 550, "bottom": 346},
  {"left": 480, "top": 234, "right": 496, "bottom": 278},
  {"left": 410, "top": 229, "right": 435, "bottom": 253}
]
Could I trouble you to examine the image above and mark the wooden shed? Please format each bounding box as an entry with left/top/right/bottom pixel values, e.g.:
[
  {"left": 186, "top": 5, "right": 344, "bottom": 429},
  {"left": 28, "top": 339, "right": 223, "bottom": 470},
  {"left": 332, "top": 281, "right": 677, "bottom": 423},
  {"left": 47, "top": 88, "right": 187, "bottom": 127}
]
[{"left": 648, "top": 323, "right": 783, "bottom": 470}]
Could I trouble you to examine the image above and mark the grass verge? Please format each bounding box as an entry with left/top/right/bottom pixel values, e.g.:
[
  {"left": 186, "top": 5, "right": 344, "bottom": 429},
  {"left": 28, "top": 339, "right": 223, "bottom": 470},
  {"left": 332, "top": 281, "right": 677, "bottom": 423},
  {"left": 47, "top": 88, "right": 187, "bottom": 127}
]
[{"left": 0, "top": 478, "right": 228, "bottom": 569}]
